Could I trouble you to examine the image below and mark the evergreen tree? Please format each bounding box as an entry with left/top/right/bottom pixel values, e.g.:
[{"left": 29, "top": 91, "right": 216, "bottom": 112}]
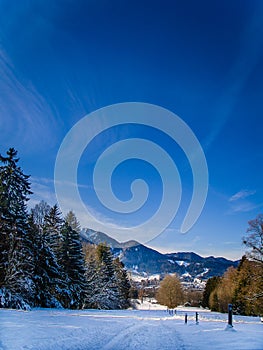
[
  {"left": 95, "top": 243, "right": 121, "bottom": 309},
  {"left": 60, "top": 222, "right": 86, "bottom": 309},
  {"left": 44, "top": 204, "right": 63, "bottom": 254},
  {"left": 28, "top": 208, "right": 63, "bottom": 308},
  {"left": 233, "top": 257, "right": 263, "bottom": 315},
  {"left": 0, "top": 148, "right": 34, "bottom": 309},
  {"left": 113, "top": 257, "right": 131, "bottom": 309},
  {"left": 96, "top": 243, "right": 116, "bottom": 278},
  {"left": 83, "top": 244, "right": 101, "bottom": 309},
  {"left": 209, "top": 289, "right": 219, "bottom": 311},
  {"left": 42, "top": 204, "right": 70, "bottom": 307},
  {"left": 65, "top": 210, "right": 81, "bottom": 233},
  {"left": 202, "top": 276, "right": 221, "bottom": 308},
  {"left": 84, "top": 243, "right": 126, "bottom": 310},
  {"left": 206, "top": 257, "right": 263, "bottom": 315}
]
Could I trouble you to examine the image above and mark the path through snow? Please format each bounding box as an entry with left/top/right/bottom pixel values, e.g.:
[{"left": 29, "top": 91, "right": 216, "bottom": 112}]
[{"left": 0, "top": 308, "right": 262, "bottom": 350}]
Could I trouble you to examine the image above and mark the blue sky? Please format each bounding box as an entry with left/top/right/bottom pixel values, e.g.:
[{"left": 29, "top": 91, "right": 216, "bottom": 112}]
[{"left": 1, "top": 0, "right": 263, "bottom": 260}]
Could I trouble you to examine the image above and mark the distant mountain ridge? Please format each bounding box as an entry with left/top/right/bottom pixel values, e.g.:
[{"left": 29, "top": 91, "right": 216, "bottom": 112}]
[
  {"left": 81, "top": 228, "right": 140, "bottom": 249},
  {"left": 81, "top": 228, "right": 239, "bottom": 280}
]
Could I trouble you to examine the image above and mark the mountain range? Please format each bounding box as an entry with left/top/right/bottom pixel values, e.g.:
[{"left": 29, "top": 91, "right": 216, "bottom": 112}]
[{"left": 81, "top": 228, "right": 239, "bottom": 281}]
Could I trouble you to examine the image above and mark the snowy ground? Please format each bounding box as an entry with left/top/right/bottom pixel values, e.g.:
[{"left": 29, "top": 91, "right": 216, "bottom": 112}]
[{"left": 0, "top": 302, "right": 262, "bottom": 350}]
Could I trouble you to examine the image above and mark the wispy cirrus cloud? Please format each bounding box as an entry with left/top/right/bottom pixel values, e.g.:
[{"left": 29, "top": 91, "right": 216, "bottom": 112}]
[
  {"left": 227, "top": 189, "right": 262, "bottom": 214},
  {"left": 29, "top": 177, "right": 57, "bottom": 209},
  {"left": 229, "top": 189, "right": 256, "bottom": 202},
  {"left": 204, "top": 3, "right": 263, "bottom": 149},
  {"left": 0, "top": 49, "right": 60, "bottom": 153},
  {"left": 228, "top": 201, "right": 261, "bottom": 214},
  {"left": 29, "top": 176, "right": 132, "bottom": 237}
]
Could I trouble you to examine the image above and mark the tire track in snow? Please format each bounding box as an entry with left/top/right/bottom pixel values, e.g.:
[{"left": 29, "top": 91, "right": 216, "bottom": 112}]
[
  {"left": 102, "top": 318, "right": 186, "bottom": 350},
  {"left": 102, "top": 322, "right": 142, "bottom": 350}
]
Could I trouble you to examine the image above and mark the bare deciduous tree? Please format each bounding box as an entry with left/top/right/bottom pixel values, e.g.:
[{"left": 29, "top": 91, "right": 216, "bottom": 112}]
[{"left": 243, "top": 214, "right": 263, "bottom": 264}]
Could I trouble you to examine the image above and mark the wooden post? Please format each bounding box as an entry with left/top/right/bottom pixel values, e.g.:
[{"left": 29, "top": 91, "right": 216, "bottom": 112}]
[
  {"left": 228, "top": 304, "right": 233, "bottom": 327},
  {"left": 185, "top": 313, "right": 188, "bottom": 324},
  {"left": 196, "top": 312, "right": 199, "bottom": 325}
]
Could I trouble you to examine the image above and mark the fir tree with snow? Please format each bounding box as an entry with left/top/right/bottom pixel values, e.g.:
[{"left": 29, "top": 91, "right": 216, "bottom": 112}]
[
  {"left": 84, "top": 244, "right": 105, "bottom": 309},
  {"left": 84, "top": 243, "right": 131, "bottom": 309},
  {"left": 0, "top": 148, "right": 34, "bottom": 309},
  {"left": 65, "top": 210, "right": 81, "bottom": 234},
  {"left": 43, "top": 204, "right": 64, "bottom": 255},
  {"left": 94, "top": 243, "right": 122, "bottom": 309},
  {"left": 60, "top": 222, "right": 87, "bottom": 309},
  {"left": 113, "top": 257, "right": 131, "bottom": 309},
  {"left": 28, "top": 209, "right": 64, "bottom": 308}
]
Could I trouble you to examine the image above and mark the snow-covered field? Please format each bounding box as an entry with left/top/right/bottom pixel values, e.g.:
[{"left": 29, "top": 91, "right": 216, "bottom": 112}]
[{"left": 0, "top": 303, "right": 262, "bottom": 350}]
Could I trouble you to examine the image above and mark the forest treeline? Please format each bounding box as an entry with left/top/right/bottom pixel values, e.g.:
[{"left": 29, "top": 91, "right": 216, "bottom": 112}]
[
  {"left": 1, "top": 148, "right": 262, "bottom": 315},
  {"left": 0, "top": 148, "right": 130, "bottom": 310},
  {"left": 152, "top": 254, "right": 263, "bottom": 316},
  {"left": 202, "top": 256, "right": 263, "bottom": 316},
  {"left": 201, "top": 212, "right": 263, "bottom": 316}
]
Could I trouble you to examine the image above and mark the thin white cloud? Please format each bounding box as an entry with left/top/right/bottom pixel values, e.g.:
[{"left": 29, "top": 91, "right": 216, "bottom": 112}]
[
  {"left": 30, "top": 177, "right": 132, "bottom": 238},
  {"left": 29, "top": 177, "right": 57, "bottom": 209},
  {"left": 204, "top": 4, "right": 263, "bottom": 149},
  {"left": 0, "top": 49, "right": 61, "bottom": 152},
  {"left": 31, "top": 176, "right": 92, "bottom": 190},
  {"left": 228, "top": 201, "right": 261, "bottom": 214},
  {"left": 229, "top": 189, "right": 256, "bottom": 202},
  {"left": 223, "top": 241, "right": 238, "bottom": 245}
]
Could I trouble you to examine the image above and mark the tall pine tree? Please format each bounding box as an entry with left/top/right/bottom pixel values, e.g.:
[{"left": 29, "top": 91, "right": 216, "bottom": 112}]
[
  {"left": 84, "top": 243, "right": 130, "bottom": 309},
  {"left": 0, "top": 148, "right": 34, "bottom": 309},
  {"left": 113, "top": 257, "right": 131, "bottom": 309},
  {"left": 94, "top": 243, "right": 121, "bottom": 309},
  {"left": 65, "top": 210, "right": 81, "bottom": 234},
  {"left": 44, "top": 204, "right": 63, "bottom": 255},
  {"left": 28, "top": 203, "right": 64, "bottom": 308},
  {"left": 60, "top": 222, "right": 86, "bottom": 309}
]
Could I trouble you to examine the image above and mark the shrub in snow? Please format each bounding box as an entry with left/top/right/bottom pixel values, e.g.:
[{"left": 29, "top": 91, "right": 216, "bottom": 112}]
[{"left": 0, "top": 288, "right": 31, "bottom": 310}]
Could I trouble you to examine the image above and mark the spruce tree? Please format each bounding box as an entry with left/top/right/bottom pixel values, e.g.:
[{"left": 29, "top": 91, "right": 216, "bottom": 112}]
[
  {"left": 95, "top": 243, "right": 121, "bottom": 309},
  {"left": 65, "top": 210, "right": 81, "bottom": 233},
  {"left": 44, "top": 204, "right": 63, "bottom": 254},
  {"left": 0, "top": 148, "right": 34, "bottom": 309},
  {"left": 113, "top": 258, "right": 131, "bottom": 309},
  {"left": 42, "top": 204, "right": 69, "bottom": 307},
  {"left": 202, "top": 276, "right": 221, "bottom": 308},
  {"left": 84, "top": 245, "right": 103, "bottom": 309},
  {"left": 60, "top": 222, "right": 86, "bottom": 309},
  {"left": 28, "top": 205, "right": 63, "bottom": 308},
  {"left": 84, "top": 243, "right": 131, "bottom": 309}
]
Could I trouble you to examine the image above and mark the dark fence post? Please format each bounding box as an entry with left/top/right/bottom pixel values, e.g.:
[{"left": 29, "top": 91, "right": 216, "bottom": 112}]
[
  {"left": 228, "top": 304, "right": 233, "bottom": 327},
  {"left": 196, "top": 312, "right": 199, "bottom": 325},
  {"left": 185, "top": 313, "right": 188, "bottom": 324}
]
